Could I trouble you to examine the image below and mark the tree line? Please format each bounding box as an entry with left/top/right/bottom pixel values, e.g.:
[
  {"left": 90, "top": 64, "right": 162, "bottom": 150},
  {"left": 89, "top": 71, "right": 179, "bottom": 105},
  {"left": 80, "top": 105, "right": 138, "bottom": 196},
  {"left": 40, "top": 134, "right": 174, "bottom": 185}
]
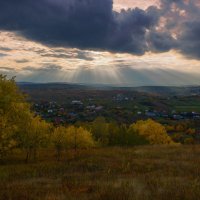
[{"left": 0, "top": 75, "right": 175, "bottom": 162}]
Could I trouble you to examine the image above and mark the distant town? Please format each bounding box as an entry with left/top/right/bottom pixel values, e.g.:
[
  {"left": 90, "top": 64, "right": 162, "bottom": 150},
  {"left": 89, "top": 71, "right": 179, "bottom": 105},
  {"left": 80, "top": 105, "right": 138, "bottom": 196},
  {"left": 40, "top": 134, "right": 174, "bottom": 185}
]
[
  {"left": 18, "top": 83, "right": 200, "bottom": 126},
  {"left": 33, "top": 96, "right": 200, "bottom": 126}
]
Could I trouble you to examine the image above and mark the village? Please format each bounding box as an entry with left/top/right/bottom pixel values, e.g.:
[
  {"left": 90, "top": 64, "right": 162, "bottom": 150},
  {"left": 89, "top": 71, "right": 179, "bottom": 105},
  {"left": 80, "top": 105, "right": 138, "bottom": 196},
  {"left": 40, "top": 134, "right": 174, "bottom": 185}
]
[{"left": 33, "top": 92, "right": 200, "bottom": 125}]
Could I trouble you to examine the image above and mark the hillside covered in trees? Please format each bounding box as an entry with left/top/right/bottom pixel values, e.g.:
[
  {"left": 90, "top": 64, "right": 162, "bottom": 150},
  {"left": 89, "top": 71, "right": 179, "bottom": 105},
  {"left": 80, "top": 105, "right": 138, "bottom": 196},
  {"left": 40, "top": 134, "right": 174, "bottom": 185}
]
[
  {"left": 0, "top": 75, "right": 179, "bottom": 162},
  {"left": 1, "top": 75, "right": 200, "bottom": 200}
]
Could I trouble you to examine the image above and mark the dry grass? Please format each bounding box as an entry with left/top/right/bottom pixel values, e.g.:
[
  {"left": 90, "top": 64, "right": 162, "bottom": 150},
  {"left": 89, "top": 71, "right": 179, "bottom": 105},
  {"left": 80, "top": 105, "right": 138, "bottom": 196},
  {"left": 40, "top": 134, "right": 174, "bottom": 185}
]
[{"left": 1, "top": 145, "right": 200, "bottom": 200}]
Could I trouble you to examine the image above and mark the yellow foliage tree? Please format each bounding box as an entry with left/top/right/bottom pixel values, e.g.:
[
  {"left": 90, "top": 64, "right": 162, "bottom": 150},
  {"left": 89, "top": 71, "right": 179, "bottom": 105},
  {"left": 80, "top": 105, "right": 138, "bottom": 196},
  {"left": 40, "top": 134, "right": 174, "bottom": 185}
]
[
  {"left": 66, "top": 126, "right": 95, "bottom": 152},
  {"left": 186, "top": 128, "right": 196, "bottom": 135},
  {"left": 21, "top": 116, "right": 51, "bottom": 162},
  {"left": 52, "top": 126, "right": 95, "bottom": 159},
  {"left": 130, "top": 119, "right": 174, "bottom": 144},
  {"left": 0, "top": 115, "right": 17, "bottom": 158},
  {"left": 0, "top": 75, "right": 31, "bottom": 158},
  {"left": 52, "top": 126, "right": 68, "bottom": 161},
  {"left": 184, "top": 137, "right": 195, "bottom": 144}
]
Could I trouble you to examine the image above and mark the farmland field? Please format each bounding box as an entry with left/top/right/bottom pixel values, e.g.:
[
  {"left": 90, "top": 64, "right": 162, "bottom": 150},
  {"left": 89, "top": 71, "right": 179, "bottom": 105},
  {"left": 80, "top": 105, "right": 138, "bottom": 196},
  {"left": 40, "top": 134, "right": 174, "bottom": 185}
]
[{"left": 1, "top": 146, "right": 200, "bottom": 200}]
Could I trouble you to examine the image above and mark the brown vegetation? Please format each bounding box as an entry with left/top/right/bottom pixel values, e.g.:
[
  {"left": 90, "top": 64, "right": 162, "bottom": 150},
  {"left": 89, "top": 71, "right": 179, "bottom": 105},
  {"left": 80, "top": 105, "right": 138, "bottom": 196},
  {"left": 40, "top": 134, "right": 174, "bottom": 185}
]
[{"left": 1, "top": 146, "right": 200, "bottom": 200}]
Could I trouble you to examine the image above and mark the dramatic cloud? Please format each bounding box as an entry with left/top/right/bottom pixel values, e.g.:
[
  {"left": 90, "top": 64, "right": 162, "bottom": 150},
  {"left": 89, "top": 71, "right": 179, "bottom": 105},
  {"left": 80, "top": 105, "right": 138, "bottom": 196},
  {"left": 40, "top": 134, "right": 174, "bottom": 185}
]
[
  {"left": 15, "top": 59, "right": 29, "bottom": 63},
  {"left": 0, "top": 0, "right": 114, "bottom": 50},
  {"left": 0, "top": 0, "right": 199, "bottom": 58},
  {"left": 179, "top": 21, "right": 200, "bottom": 59},
  {"left": 40, "top": 49, "right": 94, "bottom": 60},
  {"left": 19, "top": 65, "right": 66, "bottom": 82},
  {"left": 0, "top": 53, "right": 7, "bottom": 58},
  {"left": 113, "top": 0, "right": 159, "bottom": 11},
  {"left": 0, "top": 47, "right": 12, "bottom": 52},
  {"left": 108, "top": 6, "right": 159, "bottom": 55},
  {"left": 23, "top": 65, "right": 63, "bottom": 72},
  {"left": 157, "top": 0, "right": 200, "bottom": 58},
  {"left": 0, "top": 0, "right": 152, "bottom": 55}
]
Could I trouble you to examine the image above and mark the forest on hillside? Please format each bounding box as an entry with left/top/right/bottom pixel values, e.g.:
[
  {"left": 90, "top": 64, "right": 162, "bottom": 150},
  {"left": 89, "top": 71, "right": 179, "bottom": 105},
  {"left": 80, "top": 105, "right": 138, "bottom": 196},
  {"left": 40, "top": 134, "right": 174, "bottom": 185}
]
[
  {"left": 1, "top": 75, "right": 200, "bottom": 200},
  {"left": 1, "top": 75, "right": 198, "bottom": 163}
]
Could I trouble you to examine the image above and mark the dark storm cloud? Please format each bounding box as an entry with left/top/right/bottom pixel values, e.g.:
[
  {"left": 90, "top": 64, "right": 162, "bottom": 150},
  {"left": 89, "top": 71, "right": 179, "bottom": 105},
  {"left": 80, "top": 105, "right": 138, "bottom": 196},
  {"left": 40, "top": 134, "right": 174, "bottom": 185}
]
[
  {"left": 178, "top": 21, "right": 200, "bottom": 59},
  {"left": 0, "top": 0, "right": 200, "bottom": 58},
  {"left": 158, "top": 0, "right": 200, "bottom": 59},
  {"left": 0, "top": 0, "right": 158, "bottom": 55},
  {"left": 147, "top": 32, "right": 177, "bottom": 52},
  {"left": 107, "top": 6, "right": 160, "bottom": 55},
  {"left": 0, "top": 0, "right": 114, "bottom": 49}
]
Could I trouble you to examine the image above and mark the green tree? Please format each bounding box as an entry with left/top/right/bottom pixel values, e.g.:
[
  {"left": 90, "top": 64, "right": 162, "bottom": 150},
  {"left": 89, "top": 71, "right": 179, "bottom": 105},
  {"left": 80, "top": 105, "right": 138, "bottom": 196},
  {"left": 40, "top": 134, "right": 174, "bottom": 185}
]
[
  {"left": 107, "top": 122, "right": 120, "bottom": 145},
  {"left": 90, "top": 117, "right": 109, "bottom": 145},
  {"left": 126, "top": 126, "right": 149, "bottom": 146}
]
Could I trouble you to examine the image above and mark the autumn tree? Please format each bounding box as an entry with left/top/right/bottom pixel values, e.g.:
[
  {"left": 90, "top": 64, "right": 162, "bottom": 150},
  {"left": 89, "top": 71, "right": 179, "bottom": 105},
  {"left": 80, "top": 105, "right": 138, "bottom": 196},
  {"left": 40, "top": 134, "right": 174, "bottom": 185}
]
[
  {"left": 130, "top": 119, "right": 174, "bottom": 144},
  {"left": 52, "top": 125, "right": 96, "bottom": 159},
  {"left": 52, "top": 126, "right": 68, "bottom": 161},
  {"left": 88, "top": 118, "right": 148, "bottom": 146},
  {"left": 0, "top": 75, "right": 31, "bottom": 159},
  {"left": 0, "top": 115, "right": 17, "bottom": 158},
  {"left": 186, "top": 128, "right": 196, "bottom": 135},
  {"left": 0, "top": 74, "right": 53, "bottom": 161},
  {"left": 20, "top": 116, "right": 51, "bottom": 162},
  {"left": 66, "top": 126, "right": 95, "bottom": 156}
]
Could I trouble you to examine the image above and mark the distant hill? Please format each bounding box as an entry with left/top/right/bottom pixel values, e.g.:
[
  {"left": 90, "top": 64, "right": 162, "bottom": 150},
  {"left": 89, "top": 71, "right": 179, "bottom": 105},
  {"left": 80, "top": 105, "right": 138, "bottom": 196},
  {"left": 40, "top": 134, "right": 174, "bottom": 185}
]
[
  {"left": 18, "top": 82, "right": 200, "bottom": 102},
  {"left": 133, "top": 86, "right": 200, "bottom": 96}
]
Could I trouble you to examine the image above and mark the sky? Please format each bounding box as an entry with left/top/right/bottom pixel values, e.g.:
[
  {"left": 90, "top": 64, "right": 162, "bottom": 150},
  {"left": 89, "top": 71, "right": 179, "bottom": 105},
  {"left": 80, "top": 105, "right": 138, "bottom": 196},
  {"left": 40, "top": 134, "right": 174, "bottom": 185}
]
[{"left": 0, "top": 0, "right": 200, "bottom": 86}]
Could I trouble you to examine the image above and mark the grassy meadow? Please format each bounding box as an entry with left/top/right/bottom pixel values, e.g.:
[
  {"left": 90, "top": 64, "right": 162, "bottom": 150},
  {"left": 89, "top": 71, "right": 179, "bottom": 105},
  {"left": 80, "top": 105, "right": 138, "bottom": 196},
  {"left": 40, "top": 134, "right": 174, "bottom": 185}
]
[{"left": 1, "top": 146, "right": 200, "bottom": 200}]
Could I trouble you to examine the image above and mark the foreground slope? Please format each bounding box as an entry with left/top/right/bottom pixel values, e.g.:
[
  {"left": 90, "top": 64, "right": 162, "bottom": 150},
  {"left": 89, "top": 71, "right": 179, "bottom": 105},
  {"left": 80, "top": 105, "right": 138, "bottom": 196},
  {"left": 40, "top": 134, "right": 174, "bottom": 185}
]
[{"left": 1, "top": 146, "right": 200, "bottom": 200}]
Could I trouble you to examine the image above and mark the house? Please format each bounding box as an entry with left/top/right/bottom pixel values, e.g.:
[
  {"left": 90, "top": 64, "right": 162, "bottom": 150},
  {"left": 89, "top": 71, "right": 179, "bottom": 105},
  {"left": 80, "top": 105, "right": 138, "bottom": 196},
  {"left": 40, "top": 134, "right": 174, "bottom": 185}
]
[
  {"left": 86, "top": 105, "right": 96, "bottom": 110},
  {"left": 145, "top": 111, "right": 157, "bottom": 117},
  {"left": 172, "top": 115, "right": 183, "bottom": 120},
  {"left": 71, "top": 100, "right": 83, "bottom": 105},
  {"left": 47, "top": 109, "right": 53, "bottom": 113},
  {"left": 95, "top": 106, "right": 103, "bottom": 111}
]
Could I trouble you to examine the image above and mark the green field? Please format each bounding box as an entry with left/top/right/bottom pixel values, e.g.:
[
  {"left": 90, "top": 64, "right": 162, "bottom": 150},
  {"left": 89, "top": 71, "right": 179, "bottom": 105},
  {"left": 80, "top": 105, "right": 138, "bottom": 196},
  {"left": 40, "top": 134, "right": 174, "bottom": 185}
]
[
  {"left": 174, "top": 105, "right": 200, "bottom": 112},
  {"left": 1, "top": 146, "right": 200, "bottom": 200}
]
